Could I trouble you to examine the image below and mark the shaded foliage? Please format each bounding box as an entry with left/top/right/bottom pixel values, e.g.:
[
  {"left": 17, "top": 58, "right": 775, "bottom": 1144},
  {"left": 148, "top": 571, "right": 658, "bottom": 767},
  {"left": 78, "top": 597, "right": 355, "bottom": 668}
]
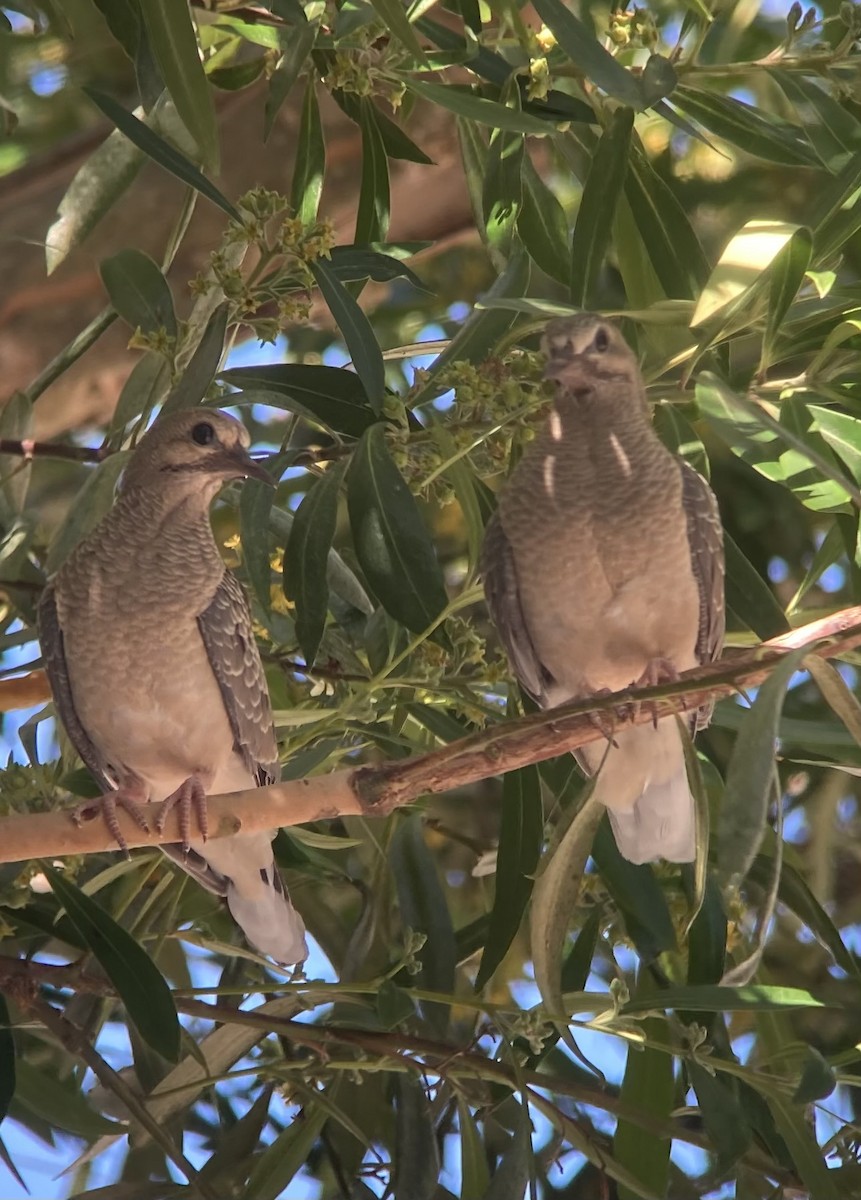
[{"left": 2, "top": 1, "right": 861, "bottom": 1197}]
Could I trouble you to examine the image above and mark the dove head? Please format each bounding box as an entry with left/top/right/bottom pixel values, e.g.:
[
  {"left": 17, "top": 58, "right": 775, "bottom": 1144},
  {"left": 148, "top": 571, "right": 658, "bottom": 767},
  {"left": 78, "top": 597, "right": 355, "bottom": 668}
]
[
  {"left": 120, "top": 410, "right": 271, "bottom": 498},
  {"left": 541, "top": 314, "right": 639, "bottom": 397}
]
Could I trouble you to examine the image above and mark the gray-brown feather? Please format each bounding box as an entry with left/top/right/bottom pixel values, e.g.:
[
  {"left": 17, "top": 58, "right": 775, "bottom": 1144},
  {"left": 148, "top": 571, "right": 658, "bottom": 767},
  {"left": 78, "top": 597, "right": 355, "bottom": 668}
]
[
  {"left": 37, "top": 583, "right": 116, "bottom": 792},
  {"left": 679, "top": 461, "right": 725, "bottom": 729},
  {"left": 198, "top": 572, "right": 278, "bottom": 786},
  {"left": 480, "top": 511, "right": 554, "bottom": 706}
]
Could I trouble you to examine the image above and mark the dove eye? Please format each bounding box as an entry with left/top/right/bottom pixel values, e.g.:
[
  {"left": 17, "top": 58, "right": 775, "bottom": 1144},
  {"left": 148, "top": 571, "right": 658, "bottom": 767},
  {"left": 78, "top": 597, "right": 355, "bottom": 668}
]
[
  {"left": 593, "top": 327, "right": 610, "bottom": 353},
  {"left": 191, "top": 422, "right": 216, "bottom": 446}
]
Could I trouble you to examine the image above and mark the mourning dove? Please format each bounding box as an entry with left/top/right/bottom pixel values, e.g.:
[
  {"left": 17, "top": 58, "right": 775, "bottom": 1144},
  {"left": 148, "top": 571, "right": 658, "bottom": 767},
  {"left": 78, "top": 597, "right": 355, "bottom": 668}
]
[
  {"left": 38, "top": 410, "right": 308, "bottom": 964},
  {"left": 481, "top": 315, "right": 724, "bottom": 863}
]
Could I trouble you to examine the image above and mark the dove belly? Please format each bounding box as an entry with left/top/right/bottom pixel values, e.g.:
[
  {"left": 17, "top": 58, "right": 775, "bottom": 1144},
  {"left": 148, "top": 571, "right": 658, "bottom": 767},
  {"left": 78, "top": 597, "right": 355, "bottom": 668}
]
[
  {"left": 66, "top": 618, "right": 241, "bottom": 801},
  {"left": 514, "top": 509, "right": 700, "bottom": 705}
]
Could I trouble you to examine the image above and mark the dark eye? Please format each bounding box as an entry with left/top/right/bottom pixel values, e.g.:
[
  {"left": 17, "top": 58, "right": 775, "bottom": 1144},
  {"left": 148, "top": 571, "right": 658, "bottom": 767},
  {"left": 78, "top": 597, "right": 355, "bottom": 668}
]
[
  {"left": 191, "top": 422, "right": 215, "bottom": 446},
  {"left": 593, "top": 327, "right": 610, "bottom": 353}
]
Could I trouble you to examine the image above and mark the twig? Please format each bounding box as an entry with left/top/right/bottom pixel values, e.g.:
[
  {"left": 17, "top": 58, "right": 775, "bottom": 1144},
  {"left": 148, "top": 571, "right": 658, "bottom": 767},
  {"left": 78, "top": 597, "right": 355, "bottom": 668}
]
[{"left": 1, "top": 607, "right": 859, "bottom": 863}]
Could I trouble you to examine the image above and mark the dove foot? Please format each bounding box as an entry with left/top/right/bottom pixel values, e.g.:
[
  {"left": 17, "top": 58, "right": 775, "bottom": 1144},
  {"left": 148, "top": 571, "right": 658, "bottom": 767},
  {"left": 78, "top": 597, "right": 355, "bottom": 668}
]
[
  {"left": 632, "top": 658, "right": 680, "bottom": 728},
  {"left": 585, "top": 688, "right": 622, "bottom": 748},
  {"left": 155, "top": 777, "right": 208, "bottom": 854},
  {"left": 70, "top": 789, "right": 150, "bottom": 857}
]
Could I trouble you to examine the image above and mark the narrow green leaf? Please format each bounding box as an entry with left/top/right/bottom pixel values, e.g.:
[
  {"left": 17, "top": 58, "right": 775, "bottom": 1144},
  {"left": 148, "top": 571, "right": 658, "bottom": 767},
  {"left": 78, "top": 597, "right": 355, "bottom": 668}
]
[
  {"left": 616, "top": 1003, "right": 673, "bottom": 1200},
  {"left": 793, "top": 1047, "right": 836, "bottom": 1103},
  {"left": 808, "top": 405, "right": 861, "bottom": 486},
  {"left": 208, "top": 57, "right": 266, "bottom": 91},
  {"left": 100, "top": 248, "right": 177, "bottom": 337},
  {"left": 678, "top": 724, "right": 709, "bottom": 936},
  {"left": 45, "top": 865, "right": 180, "bottom": 1062},
  {"left": 109, "top": 352, "right": 170, "bottom": 433},
  {"left": 368, "top": 0, "right": 425, "bottom": 58},
  {"left": 328, "top": 244, "right": 428, "bottom": 289},
  {"left": 239, "top": 456, "right": 283, "bottom": 611},
  {"left": 673, "top": 85, "right": 818, "bottom": 167},
  {"left": 265, "top": 17, "right": 318, "bottom": 139},
  {"left": 688, "top": 1064, "right": 752, "bottom": 1172},
  {"left": 45, "top": 453, "right": 131, "bottom": 575},
  {"left": 748, "top": 853, "right": 860, "bottom": 979},
  {"left": 761, "top": 227, "right": 813, "bottom": 373},
  {"left": 485, "top": 1101, "right": 532, "bottom": 1200},
  {"left": 140, "top": 0, "right": 219, "bottom": 169},
  {"left": 685, "top": 874, "right": 727, "bottom": 992},
  {"left": 475, "top": 763, "right": 543, "bottom": 988},
  {"left": 356, "top": 99, "right": 390, "bottom": 244},
  {"left": 430, "top": 426, "right": 484, "bottom": 570},
  {"left": 717, "top": 646, "right": 810, "bottom": 887},
  {"left": 219, "top": 363, "right": 375, "bottom": 438},
  {"left": 348, "top": 424, "right": 448, "bottom": 633},
  {"left": 459, "top": 1100, "right": 492, "bottom": 1200},
  {"left": 813, "top": 150, "right": 861, "bottom": 260},
  {"left": 246, "top": 1097, "right": 328, "bottom": 1200},
  {"left": 768, "top": 68, "right": 861, "bottom": 170},
  {"left": 332, "top": 88, "right": 435, "bottom": 163},
  {"left": 13, "top": 1059, "right": 119, "bottom": 1138},
  {"left": 532, "top": 0, "right": 644, "bottom": 109},
  {"left": 591, "top": 819, "right": 677, "bottom": 962},
  {"left": 530, "top": 786, "right": 604, "bottom": 1028},
  {"left": 390, "top": 815, "right": 457, "bottom": 1033},
  {"left": 392, "top": 1075, "right": 439, "bottom": 1200},
  {"left": 290, "top": 79, "right": 325, "bottom": 224},
  {"left": 768, "top": 1095, "right": 841, "bottom": 1200},
  {"left": 84, "top": 88, "right": 240, "bottom": 219},
  {"left": 0, "top": 393, "right": 32, "bottom": 520},
  {"left": 0, "top": 994, "right": 14, "bottom": 1123},
  {"left": 697, "top": 373, "right": 855, "bottom": 512},
  {"left": 482, "top": 77, "right": 524, "bottom": 259},
  {"left": 161, "top": 301, "right": 227, "bottom": 414},
  {"left": 623, "top": 983, "right": 831, "bottom": 1014},
  {"left": 46, "top": 123, "right": 145, "bottom": 275},
  {"left": 723, "top": 533, "right": 790, "bottom": 640},
  {"left": 410, "top": 249, "right": 530, "bottom": 407},
  {"left": 570, "top": 107, "right": 633, "bottom": 307},
  {"left": 376, "top": 979, "right": 416, "bottom": 1028},
  {"left": 517, "top": 156, "right": 568, "bottom": 284},
  {"left": 625, "top": 144, "right": 710, "bottom": 297},
  {"left": 285, "top": 461, "right": 346, "bottom": 666},
  {"left": 406, "top": 79, "right": 560, "bottom": 135},
  {"left": 310, "top": 259, "right": 386, "bottom": 410}
]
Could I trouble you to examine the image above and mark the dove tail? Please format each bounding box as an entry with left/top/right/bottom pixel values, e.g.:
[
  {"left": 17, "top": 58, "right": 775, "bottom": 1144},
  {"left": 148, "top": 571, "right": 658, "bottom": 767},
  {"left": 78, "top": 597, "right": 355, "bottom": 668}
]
[
  {"left": 225, "top": 864, "right": 308, "bottom": 966},
  {"left": 585, "top": 719, "right": 696, "bottom": 864},
  {"left": 167, "top": 834, "right": 308, "bottom": 964}
]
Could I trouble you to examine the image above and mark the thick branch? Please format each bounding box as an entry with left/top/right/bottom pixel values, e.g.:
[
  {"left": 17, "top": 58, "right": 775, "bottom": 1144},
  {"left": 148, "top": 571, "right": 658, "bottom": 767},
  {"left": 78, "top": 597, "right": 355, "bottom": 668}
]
[{"left": 2, "top": 607, "right": 859, "bottom": 864}]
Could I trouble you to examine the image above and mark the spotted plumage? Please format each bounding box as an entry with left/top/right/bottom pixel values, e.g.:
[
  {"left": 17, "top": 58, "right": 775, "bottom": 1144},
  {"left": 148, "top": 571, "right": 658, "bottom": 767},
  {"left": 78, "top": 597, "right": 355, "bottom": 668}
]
[
  {"left": 38, "top": 409, "right": 308, "bottom": 963},
  {"left": 481, "top": 314, "right": 725, "bottom": 863}
]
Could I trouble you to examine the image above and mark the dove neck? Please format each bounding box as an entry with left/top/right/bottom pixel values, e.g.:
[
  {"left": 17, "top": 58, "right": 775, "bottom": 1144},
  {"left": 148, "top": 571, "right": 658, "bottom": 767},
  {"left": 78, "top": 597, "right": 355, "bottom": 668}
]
[{"left": 104, "top": 481, "right": 225, "bottom": 583}]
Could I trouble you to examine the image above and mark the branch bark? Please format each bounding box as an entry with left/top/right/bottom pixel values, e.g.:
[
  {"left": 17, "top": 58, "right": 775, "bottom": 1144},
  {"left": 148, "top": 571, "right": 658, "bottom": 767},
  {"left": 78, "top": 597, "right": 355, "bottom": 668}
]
[{"left": 3, "top": 606, "right": 860, "bottom": 864}]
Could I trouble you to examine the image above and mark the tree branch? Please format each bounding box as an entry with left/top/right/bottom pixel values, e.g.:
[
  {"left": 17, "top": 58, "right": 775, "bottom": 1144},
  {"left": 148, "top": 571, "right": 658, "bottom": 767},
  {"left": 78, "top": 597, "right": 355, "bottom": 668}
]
[{"left": 2, "top": 607, "right": 860, "bottom": 864}]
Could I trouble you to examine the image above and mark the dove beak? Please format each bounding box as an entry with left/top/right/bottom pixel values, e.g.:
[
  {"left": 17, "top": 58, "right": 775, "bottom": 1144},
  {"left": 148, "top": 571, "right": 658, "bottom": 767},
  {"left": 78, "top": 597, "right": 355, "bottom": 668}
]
[{"left": 218, "top": 446, "right": 274, "bottom": 485}]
